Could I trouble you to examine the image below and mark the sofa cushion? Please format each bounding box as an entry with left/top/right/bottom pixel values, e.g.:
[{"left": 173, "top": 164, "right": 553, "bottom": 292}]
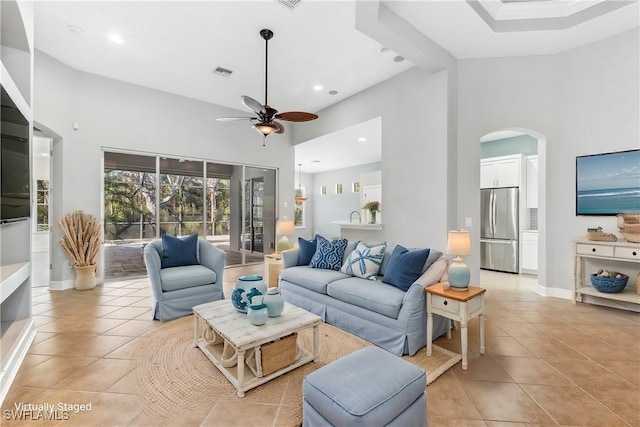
[
  {"left": 160, "top": 264, "right": 217, "bottom": 292},
  {"left": 382, "top": 246, "right": 431, "bottom": 292},
  {"left": 379, "top": 244, "right": 441, "bottom": 277},
  {"left": 327, "top": 277, "right": 405, "bottom": 319},
  {"left": 310, "top": 235, "right": 348, "bottom": 271},
  {"left": 280, "top": 266, "right": 350, "bottom": 295},
  {"left": 341, "top": 242, "right": 386, "bottom": 280},
  {"left": 342, "top": 240, "right": 360, "bottom": 264},
  {"left": 297, "top": 236, "right": 317, "bottom": 266},
  {"left": 161, "top": 234, "right": 198, "bottom": 269}
]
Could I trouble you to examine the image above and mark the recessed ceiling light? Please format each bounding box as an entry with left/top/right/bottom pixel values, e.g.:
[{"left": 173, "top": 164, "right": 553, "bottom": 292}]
[
  {"left": 328, "top": 90, "right": 338, "bottom": 95},
  {"left": 358, "top": 137, "right": 367, "bottom": 142},
  {"left": 109, "top": 33, "right": 124, "bottom": 44},
  {"left": 68, "top": 25, "right": 83, "bottom": 34},
  {"left": 393, "top": 55, "right": 405, "bottom": 63},
  {"left": 313, "top": 85, "right": 324, "bottom": 91}
]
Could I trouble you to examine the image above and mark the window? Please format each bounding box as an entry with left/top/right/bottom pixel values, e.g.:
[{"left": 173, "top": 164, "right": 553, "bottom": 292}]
[
  {"left": 294, "top": 186, "right": 306, "bottom": 228},
  {"left": 35, "top": 179, "right": 49, "bottom": 231}
]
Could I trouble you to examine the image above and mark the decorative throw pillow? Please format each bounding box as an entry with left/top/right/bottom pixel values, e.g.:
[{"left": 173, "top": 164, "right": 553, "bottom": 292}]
[
  {"left": 382, "top": 245, "right": 431, "bottom": 291},
  {"left": 309, "top": 235, "right": 348, "bottom": 271},
  {"left": 341, "top": 242, "right": 387, "bottom": 280},
  {"left": 297, "top": 236, "right": 317, "bottom": 266},
  {"left": 161, "top": 234, "right": 199, "bottom": 269}
]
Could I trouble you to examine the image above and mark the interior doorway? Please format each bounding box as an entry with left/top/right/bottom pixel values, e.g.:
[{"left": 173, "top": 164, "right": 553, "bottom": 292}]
[
  {"left": 31, "top": 134, "right": 52, "bottom": 287},
  {"left": 479, "top": 128, "right": 546, "bottom": 289}
]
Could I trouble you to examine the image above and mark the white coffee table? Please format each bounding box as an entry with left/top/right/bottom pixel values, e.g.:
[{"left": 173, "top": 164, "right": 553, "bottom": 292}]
[{"left": 193, "top": 299, "right": 321, "bottom": 397}]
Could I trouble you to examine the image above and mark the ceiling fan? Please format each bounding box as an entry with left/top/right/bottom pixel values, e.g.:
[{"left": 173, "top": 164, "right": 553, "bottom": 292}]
[{"left": 217, "top": 29, "right": 318, "bottom": 144}]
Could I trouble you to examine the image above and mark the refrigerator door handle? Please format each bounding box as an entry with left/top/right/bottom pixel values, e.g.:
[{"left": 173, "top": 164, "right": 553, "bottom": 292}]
[{"left": 489, "top": 190, "right": 496, "bottom": 237}]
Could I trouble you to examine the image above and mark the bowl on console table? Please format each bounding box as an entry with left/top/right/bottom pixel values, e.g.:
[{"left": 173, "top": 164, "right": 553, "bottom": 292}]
[{"left": 590, "top": 273, "right": 628, "bottom": 293}]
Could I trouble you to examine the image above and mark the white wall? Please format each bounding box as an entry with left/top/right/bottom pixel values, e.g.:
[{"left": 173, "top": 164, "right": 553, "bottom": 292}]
[
  {"left": 34, "top": 51, "right": 295, "bottom": 286},
  {"left": 457, "top": 28, "right": 639, "bottom": 294},
  {"left": 293, "top": 67, "right": 452, "bottom": 250}
]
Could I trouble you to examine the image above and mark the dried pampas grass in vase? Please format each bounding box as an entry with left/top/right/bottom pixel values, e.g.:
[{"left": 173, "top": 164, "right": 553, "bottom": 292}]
[{"left": 59, "top": 211, "right": 101, "bottom": 290}]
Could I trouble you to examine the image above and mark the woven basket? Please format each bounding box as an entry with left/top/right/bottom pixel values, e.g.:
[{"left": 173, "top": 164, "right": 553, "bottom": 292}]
[
  {"left": 587, "top": 231, "right": 617, "bottom": 242},
  {"left": 590, "top": 274, "right": 628, "bottom": 293},
  {"left": 252, "top": 333, "right": 298, "bottom": 376},
  {"left": 618, "top": 213, "right": 640, "bottom": 242}
]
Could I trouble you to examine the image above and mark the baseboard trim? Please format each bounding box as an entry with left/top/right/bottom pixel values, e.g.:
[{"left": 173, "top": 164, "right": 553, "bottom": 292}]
[
  {"left": 535, "top": 283, "right": 572, "bottom": 300},
  {"left": 49, "top": 280, "right": 74, "bottom": 291}
]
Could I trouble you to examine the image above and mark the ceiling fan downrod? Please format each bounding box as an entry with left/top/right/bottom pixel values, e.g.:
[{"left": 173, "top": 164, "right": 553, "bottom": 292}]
[{"left": 260, "top": 29, "right": 274, "bottom": 108}]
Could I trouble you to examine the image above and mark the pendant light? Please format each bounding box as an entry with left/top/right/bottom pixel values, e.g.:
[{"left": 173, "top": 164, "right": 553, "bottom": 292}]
[{"left": 294, "top": 163, "right": 307, "bottom": 204}]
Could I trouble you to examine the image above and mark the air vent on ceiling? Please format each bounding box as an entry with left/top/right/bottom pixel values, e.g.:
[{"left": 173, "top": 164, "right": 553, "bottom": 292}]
[
  {"left": 278, "top": 0, "right": 301, "bottom": 10},
  {"left": 213, "top": 67, "right": 233, "bottom": 77}
]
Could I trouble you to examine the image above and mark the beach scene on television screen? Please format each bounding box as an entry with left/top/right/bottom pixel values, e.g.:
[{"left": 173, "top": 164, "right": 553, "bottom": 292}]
[{"left": 577, "top": 150, "right": 640, "bottom": 215}]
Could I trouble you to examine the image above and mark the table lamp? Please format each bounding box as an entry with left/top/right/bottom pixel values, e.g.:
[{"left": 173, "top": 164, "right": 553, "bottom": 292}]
[
  {"left": 276, "top": 220, "right": 295, "bottom": 253},
  {"left": 447, "top": 230, "right": 471, "bottom": 291}
]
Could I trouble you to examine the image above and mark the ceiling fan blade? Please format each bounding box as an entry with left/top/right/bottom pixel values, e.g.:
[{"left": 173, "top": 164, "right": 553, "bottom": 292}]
[
  {"left": 276, "top": 111, "right": 319, "bottom": 122},
  {"left": 273, "top": 121, "right": 285, "bottom": 134},
  {"left": 216, "top": 117, "right": 257, "bottom": 121},
  {"left": 241, "top": 96, "right": 265, "bottom": 114}
]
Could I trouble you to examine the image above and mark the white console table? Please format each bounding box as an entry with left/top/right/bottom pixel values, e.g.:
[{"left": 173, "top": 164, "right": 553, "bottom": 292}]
[{"left": 573, "top": 238, "right": 640, "bottom": 311}]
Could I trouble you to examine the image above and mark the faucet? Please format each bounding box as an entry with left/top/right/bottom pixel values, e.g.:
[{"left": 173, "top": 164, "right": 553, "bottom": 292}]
[{"left": 349, "top": 211, "right": 361, "bottom": 223}]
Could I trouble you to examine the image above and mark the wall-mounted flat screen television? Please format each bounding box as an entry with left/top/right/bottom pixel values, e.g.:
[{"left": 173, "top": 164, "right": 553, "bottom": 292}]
[
  {"left": 1, "top": 86, "right": 31, "bottom": 224},
  {"left": 576, "top": 149, "right": 640, "bottom": 216}
]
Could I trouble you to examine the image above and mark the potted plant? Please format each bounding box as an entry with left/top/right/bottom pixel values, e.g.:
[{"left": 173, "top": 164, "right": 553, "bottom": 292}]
[
  {"left": 363, "top": 201, "right": 381, "bottom": 224},
  {"left": 59, "top": 211, "right": 101, "bottom": 290}
]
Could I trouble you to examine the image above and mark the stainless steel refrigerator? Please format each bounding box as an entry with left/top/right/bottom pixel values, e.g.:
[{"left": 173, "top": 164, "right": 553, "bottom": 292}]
[{"left": 480, "top": 187, "right": 519, "bottom": 273}]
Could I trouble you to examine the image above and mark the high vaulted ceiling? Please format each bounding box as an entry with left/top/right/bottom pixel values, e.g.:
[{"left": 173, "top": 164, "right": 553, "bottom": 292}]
[{"left": 33, "top": 0, "right": 639, "bottom": 172}]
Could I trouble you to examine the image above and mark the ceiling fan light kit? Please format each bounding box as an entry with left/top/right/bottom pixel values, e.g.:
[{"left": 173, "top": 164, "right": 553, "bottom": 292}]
[{"left": 217, "top": 28, "right": 318, "bottom": 145}]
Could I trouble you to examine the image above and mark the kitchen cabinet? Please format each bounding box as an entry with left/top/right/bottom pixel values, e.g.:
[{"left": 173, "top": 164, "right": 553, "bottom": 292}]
[
  {"left": 574, "top": 238, "right": 639, "bottom": 312},
  {"left": 526, "top": 156, "right": 538, "bottom": 208},
  {"left": 480, "top": 155, "right": 522, "bottom": 189},
  {"left": 521, "top": 231, "right": 538, "bottom": 273}
]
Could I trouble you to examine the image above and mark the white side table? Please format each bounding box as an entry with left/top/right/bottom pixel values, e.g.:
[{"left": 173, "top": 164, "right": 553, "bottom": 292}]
[{"left": 425, "top": 283, "right": 486, "bottom": 370}]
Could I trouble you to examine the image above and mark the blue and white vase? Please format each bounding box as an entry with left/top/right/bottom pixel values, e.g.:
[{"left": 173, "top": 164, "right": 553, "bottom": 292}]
[
  {"left": 231, "top": 275, "right": 267, "bottom": 313},
  {"left": 247, "top": 303, "right": 269, "bottom": 326},
  {"left": 263, "top": 288, "right": 284, "bottom": 317}
]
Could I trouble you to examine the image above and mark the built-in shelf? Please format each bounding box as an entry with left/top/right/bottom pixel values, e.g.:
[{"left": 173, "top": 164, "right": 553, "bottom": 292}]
[
  {"left": 0, "top": 262, "right": 30, "bottom": 304},
  {"left": 331, "top": 220, "right": 383, "bottom": 231}
]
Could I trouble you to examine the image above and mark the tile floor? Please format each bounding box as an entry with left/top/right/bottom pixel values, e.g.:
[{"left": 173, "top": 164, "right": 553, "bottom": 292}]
[{"left": 2, "top": 269, "right": 639, "bottom": 426}]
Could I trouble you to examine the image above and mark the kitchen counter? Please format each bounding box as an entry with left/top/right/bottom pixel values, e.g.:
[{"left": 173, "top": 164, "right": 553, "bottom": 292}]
[{"left": 330, "top": 220, "right": 383, "bottom": 231}]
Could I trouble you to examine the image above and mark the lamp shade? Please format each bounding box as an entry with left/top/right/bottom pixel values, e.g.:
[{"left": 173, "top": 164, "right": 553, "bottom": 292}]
[
  {"left": 276, "top": 220, "right": 295, "bottom": 235},
  {"left": 447, "top": 230, "right": 470, "bottom": 291},
  {"left": 447, "top": 230, "right": 470, "bottom": 256}
]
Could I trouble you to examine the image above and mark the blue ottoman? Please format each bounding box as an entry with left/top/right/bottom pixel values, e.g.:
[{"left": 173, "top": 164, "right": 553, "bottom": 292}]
[{"left": 303, "top": 346, "right": 427, "bottom": 427}]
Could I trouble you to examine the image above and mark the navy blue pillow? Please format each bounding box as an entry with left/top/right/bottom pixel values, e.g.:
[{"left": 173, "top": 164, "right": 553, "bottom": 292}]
[
  {"left": 382, "top": 245, "right": 431, "bottom": 291},
  {"left": 297, "top": 236, "right": 318, "bottom": 266},
  {"left": 161, "top": 234, "right": 199, "bottom": 268},
  {"left": 309, "top": 235, "right": 348, "bottom": 271}
]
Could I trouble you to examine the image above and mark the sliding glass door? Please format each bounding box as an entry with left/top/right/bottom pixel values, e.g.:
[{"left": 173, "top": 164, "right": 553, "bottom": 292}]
[{"left": 103, "top": 151, "right": 276, "bottom": 279}]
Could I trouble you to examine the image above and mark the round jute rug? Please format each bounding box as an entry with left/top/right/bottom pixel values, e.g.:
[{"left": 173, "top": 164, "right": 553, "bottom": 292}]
[{"left": 132, "top": 316, "right": 460, "bottom": 426}]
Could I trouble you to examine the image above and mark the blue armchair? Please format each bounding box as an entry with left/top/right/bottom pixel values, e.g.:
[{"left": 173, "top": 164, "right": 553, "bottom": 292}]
[{"left": 143, "top": 237, "right": 226, "bottom": 321}]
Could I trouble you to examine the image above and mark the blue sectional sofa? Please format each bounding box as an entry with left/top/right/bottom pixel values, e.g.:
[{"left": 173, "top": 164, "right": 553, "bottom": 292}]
[{"left": 280, "top": 243, "right": 450, "bottom": 356}]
